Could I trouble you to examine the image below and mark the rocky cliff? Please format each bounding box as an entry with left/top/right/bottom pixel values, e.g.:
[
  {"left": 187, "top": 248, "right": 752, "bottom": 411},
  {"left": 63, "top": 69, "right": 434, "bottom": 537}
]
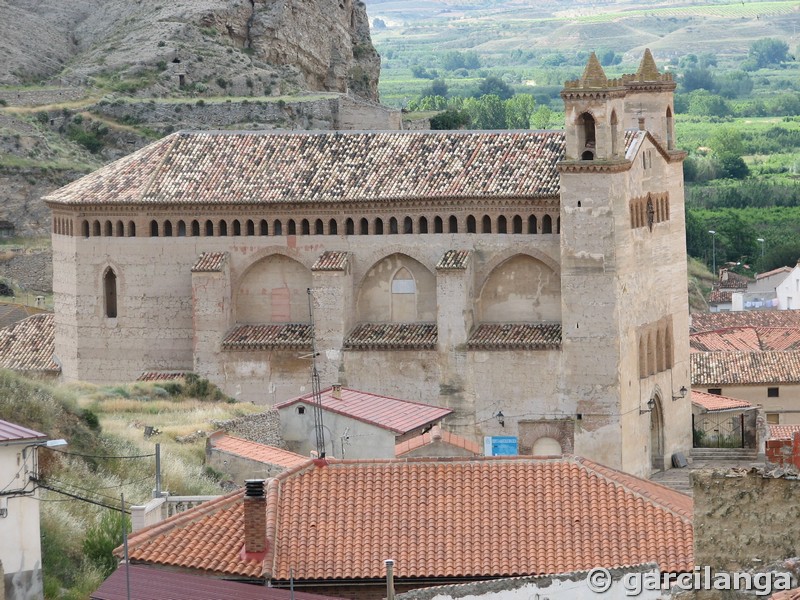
[{"left": 0, "top": 0, "right": 380, "bottom": 102}]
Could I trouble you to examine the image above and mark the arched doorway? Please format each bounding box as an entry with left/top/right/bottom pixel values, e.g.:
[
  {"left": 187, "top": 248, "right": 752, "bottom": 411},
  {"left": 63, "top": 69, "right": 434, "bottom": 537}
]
[
  {"left": 650, "top": 393, "right": 665, "bottom": 470},
  {"left": 532, "top": 437, "right": 562, "bottom": 456}
]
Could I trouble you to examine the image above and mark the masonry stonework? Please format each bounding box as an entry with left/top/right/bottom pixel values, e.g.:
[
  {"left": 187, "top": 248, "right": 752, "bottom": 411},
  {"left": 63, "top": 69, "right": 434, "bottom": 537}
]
[{"left": 46, "top": 51, "right": 691, "bottom": 477}]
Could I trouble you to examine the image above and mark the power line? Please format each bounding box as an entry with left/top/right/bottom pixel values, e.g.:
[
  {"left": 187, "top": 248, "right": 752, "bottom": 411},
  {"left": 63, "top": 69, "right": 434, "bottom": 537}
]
[
  {"left": 37, "top": 483, "right": 131, "bottom": 514},
  {"left": 47, "top": 448, "right": 156, "bottom": 460}
]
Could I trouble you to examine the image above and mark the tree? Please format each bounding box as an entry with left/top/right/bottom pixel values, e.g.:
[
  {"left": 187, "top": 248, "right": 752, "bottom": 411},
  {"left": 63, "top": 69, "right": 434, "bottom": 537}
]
[
  {"left": 441, "top": 51, "right": 465, "bottom": 71},
  {"left": 462, "top": 95, "right": 506, "bottom": 129},
  {"left": 748, "top": 38, "right": 789, "bottom": 69},
  {"left": 422, "top": 79, "right": 448, "bottom": 98},
  {"left": 463, "top": 50, "right": 481, "bottom": 70},
  {"left": 83, "top": 510, "right": 131, "bottom": 577},
  {"left": 687, "top": 90, "right": 730, "bottom": 117},
  {"left": 430, "top": 109, "right": 470, "bottom": 130},
  {"left": 682, "top": 67, "right": 714, "bottom": 92},
  {"left": 504, "top": 94, "right": 536, "bottom": 129},
  {"left": 708, "top": 127, "right": 749, "bottom": 179},
  {"left": 531, "top": 105, "right": 553, "bottom": 130},
  {"left": 477, "top": 76, "right": 514, "bottom": 100},
  {"left": 759, "top": 242, "right": 800, "bottom": 272}
]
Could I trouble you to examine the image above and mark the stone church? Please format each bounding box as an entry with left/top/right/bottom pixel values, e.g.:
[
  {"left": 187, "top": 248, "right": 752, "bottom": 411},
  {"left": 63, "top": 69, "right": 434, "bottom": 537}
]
[{"left": 45, "top": 51, "right": 690, "bottom": 477}]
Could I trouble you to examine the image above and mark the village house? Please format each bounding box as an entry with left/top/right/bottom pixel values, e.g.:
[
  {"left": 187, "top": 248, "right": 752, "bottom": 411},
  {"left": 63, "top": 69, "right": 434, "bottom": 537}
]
[
  {"left": 43, "top": 50, "right": 690, "bottom": 477},
  {"left": 276, "top": 384, "right": 452, "bottom": 458},
  {"left": 116, "top": 455, "right": 693, "bottom": 599},
  {"left": 205, "top": 431, "right": 308, "bottom": 481},
  {"left": 690, "top": 314, "right": 800, "bottom": 425},
  {"left": 731, "top": 261, "right": 800, "bottom": 311},
  {"left": 690, "top": 390, "right": 757, "bottom": 450},
  {"left": 0, "top": 419, "right": 63, "bottom": 600}
]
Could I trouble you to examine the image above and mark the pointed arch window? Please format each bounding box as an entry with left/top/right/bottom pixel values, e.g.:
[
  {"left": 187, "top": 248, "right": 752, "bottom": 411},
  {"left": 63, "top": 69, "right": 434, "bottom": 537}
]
[
  {"left": 104, "top": 268, "right": 118, "bottom": 319},
  {"left": 391, "top": 267, "right": 417, "bottom": 322},
  {"left": 578, "top": 112, "right": 596, "bottom": 160}
]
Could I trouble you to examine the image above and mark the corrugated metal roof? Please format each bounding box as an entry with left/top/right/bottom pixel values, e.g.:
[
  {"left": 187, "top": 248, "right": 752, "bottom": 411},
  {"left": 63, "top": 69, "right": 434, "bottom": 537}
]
[
  {"left": 0, "top": 418, "right": 46, "bottom": 442},
  {"left": 275, "top": 386, "right": 452, "bottom": 434},
  {"left": 92, "top": 564, "right": 339, "bottom": 600},
  {"left": 468, "top": 323, "right": 562, "bottom": 349}
]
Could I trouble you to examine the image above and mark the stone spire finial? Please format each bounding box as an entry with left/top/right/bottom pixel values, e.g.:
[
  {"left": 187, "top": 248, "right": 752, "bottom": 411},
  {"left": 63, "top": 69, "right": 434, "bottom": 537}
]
[
  {"left": 580, "top": 52, "right": 609, "bottom": 88},
  {"left": 636, "top": 48, "right": 660, "bottom": 80}
]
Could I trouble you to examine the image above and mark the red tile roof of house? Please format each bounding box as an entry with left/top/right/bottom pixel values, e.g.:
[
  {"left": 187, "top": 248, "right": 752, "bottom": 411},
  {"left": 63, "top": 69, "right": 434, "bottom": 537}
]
[
  {"left": 0, "top": 313, "right": 59, "bottom": 373},
  {"left": 707, "top": 289, "right": 733, "bottom": 305},
  {"left": 275, "top": 387, "right": 452, "bottom": 435},
  {"left": 222, "top": 324, "right": 312, "bottom": 350},
  {"left": 311, "top": 251, "right": 349, "bottom": 271},
  {"left": 44, "top": 131, "right": 567, "bottom": 207},
  {"left": 344, "top": 323, "right": 437, "bottom": 350},
  {"left": 191, "top": 252, "right": 227, "bottom": 273},
  {"left": 395, "top": 425, "right": 482, "bottom": 457},
  {"left": 690, "top": 311, "right": 800, "bottom": 333},
  {"left": 436, "top": 250, "right": 471, "bottom": 270},
  {"left": 768, "top": 424, "right": 800, "bottom": 441},
  {"left": 92, "top": 564, "right": 340, "bottom": 600},
  {"left": 691, "top": 390, "right": 754, "bottom": 413},
  {"left": 756, "top": 266, "right": 792, "bottom": 281},
  {"left": 690, "top": 327, "right": 800, "bottom": 353},
  {"left": 0, "top": 419, "right": 46, "bottom": 443},
  {"left": 468, "top": 323, "right": 562, "bottom": 349},
  {"left": 120, "top": 456, "right": 693, "bottom": 581},
  {"left": 717, "top": 269, "right": 751, "bottom": 289},
  {"left": 691, "top": 351, "right": 800, "bottom": 385},
  {"left": 210, "top": 434, "right": 308, "bottom": 469}
]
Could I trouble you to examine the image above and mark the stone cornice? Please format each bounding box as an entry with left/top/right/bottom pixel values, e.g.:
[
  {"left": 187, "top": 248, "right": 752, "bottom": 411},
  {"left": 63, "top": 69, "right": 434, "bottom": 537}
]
[{"left": 557, "top": 160, "right": 632, "bottom": 174}]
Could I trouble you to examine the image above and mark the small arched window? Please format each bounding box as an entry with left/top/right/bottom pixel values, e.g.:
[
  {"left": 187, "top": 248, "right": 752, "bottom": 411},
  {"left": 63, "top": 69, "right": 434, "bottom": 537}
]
[
  {"left": 449, "top": 215, "right": 458, "bottom": 233},
  {"left": 273, "top": 220, "right": 282, "bottom": 236},
  {"left": 246, "top": 220, "right": 255, "bottom": 236},
  {"left": 391, "top": 267, "right": 417, "bottom": 322},
  {"left": 467, "top": 215, "right": 477, "bottom": 233},
  {"left": 150, "top": 220, "right": 159, "bottom": 237},
  {"left": 177, "top": 220, "right": 186, "bottom": 237},
  {"left": 577, "top": 112, "right": 596, "bottom": 160},
  {"left": 359, "top": 218, "right": 368, "bottom": 235},
  {"left": 375, "top": 218, "right": 384, "bottom": 235},
  {"left": 528, "top": 215, "right": 537, "bottom": 234},
  {"left": 329, "top": 219, "right": 338, "bottom": 235},
  {"left": 389, "top": 217, "right": 398, "bottom": 234},
  {"left": 315, "top": 219, "right": 324, "bottom": 235},
  {"left": 260, "top": 220, "right": 268, "bottom": 235},
  {"left": 192, "top": 220, "right": 200, "bottom": 236},
  {"left": 82, "top": 221, "right": 90, "bottom": 238},
  {"left": 116, "top": 221, "right": 124, "bottom": 237},
  {"left": 301, "top": 219, "right": 310, "bottom": 235},
  {"left": 610, "top": 109, "right": 619, "bottom": 157},
  {"left": 404, "top": 216, "right": 413, "bottom": 234},
  {"left": 104, "top": 268, "right": 118, "bottom": 319},
  {"left": 482, "top": 215, "right": 492, "bottom": 234},
  {"left": 666, "top": 106, "right": 675, "bottom": 150},
  {"left": 93, "top": 221, "right": 101, "bottom": 237},
  {"left": 346, "top": 218, "right": 355, "bottom": 235},
  {"left": 512, "top": 215, "right": 523, "bottom": 234},
  {"left": 418, "top": 217, "right": 428, "bottom": 234},
  {"left": 232, "top": 220, "right": 241, "bottom": 236},
  {"left": 497, "top": 216, "right": 507, "bottom": 234},
  {"left": 163, "top": 221, "right": 173, "bottom": 237},
  {"left": 285, "top": 219, "right": 295, "bottom": 235},
  {"left": 205, "top": 220, "right": 214, "bottom": 236},
  {"left": 542, "top": 214, "right": 552, "bottom": 234},
  {"left": 434, "top": 216, "right": 443, "bottom": 234},
  {"left": 128, "top": 221, "right": 136, "bottom": 237},
  {"left": 104, "top": 221, "right": 112, "bottom": 237},
  {"left": 218, "top": 220, "right": 227, "bottom": 236}
]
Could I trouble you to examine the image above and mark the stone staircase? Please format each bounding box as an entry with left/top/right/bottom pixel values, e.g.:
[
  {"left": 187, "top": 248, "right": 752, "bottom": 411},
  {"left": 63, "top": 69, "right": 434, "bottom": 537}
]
[{"left": 648, "top": 447, "right": 761, "bottom": 497}]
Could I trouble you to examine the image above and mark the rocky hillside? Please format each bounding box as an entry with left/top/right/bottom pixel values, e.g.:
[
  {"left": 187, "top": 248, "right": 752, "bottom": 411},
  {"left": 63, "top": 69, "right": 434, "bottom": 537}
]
[{"left": 0, "top": 0, "right": 380, "bottom": 101}]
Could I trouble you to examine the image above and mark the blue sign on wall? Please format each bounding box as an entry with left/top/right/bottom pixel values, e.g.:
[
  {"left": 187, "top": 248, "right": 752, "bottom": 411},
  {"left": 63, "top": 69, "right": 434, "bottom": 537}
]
[{"left": 484, "top": 436, "right": 518, "bottom": 456}]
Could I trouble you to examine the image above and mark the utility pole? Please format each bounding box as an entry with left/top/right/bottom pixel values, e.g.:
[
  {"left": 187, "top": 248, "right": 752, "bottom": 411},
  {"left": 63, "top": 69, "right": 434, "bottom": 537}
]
[{"left": 307, "top": 288, "right": 326, "bottom": 458}]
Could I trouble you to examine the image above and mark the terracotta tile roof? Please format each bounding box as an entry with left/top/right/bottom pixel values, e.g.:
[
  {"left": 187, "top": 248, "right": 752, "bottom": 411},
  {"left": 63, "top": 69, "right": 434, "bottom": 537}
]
[
  {"left": 690, "top": 327, "right": 800, "bottom": 353},
  {"left": 395, "top": 425, "right": 482, "bottom": 456},
  {"left": 691, "top": 351, "right": 800, "bottom": 385},
  {"left": 769, "top": 424, "right": 800, "bottom": 440},
  {"left": 691, "top": 390, "right": 753, "bottom": 413},
  {"left": 137, "top": 371, "right": 189, "bottom": 382},
  {"left": 0, "top": 418, "right": 46, "bottom": 442},
  {"left": 436, "top": 250, "right": 471, "bottom": 270},
  {"left": 690, "top": 311, "right": 800, "bottom": 333},
  {"left": 275, "top": 387, "right": 452, "bottom": 435},
  {"left": 707, "top": 289, "right": 733, "bottom": 304},
  {"left": 45, "top": 131, "right": 566, "bottom": 206},
  {"left": 0, "top": 313, "right": 59, "bottom": 373},
  {"left": 468, "top": 323, "right": 562, "bottom": 349},
  {"left": 121, "top": 456, "right": 693, "bottom": 581},
  {"left": 210, "top": 434, "right": 308, "bottom": 468},
  {"left": 718, "top": 269, "right": 751, "bottom": 289},
  {"left": 222, "top": 324, "right": 312, "bottom": 350},
  {"left": 93, "top": 564, "right": 340, "bottom": 600},
  {"left": 344, "top": 323, "right": 437, "bottom": 350},
  {"left": 191, "top": 252, "right": 227, "bottom": 273},
  {"left": 757, "top": 266, "right": 792, "bottom": 281},
  {"left": 311, "top": 251, "right": 349, "bottom": 271}
]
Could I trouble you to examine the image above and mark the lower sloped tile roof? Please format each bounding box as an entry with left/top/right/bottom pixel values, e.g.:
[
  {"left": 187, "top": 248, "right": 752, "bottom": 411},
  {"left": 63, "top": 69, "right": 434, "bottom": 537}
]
[
  {"left": 691, "top": 351, "right": 800, "bottom": 385},
  {"left": 210, "top": 434, "right": 308, "bottom": 469},
  {"left": 344, "top": 323, "right": 437, "bottom": 350},
  {"left": 0, "top": 313, "right": 59, "bottom": 373},
  {"left": 690, "top": 327, "right": 800, "bottom": 353},
  {"left": 691, "top": 390, "right": 753, "bottom": 413},
  {"left": 395, "top": 425, "right": 482, "bottom": 456},
  {"left": 222, "top": 324, "right": 312, "bottom": 350},
  {"left": 769, "top": 424, "right": 800, "bottom": 441},
  {"left": 119, "top": 455, "right": 693, "bottom": 582},
  {"left": 691, "top": 311, "right": 800, "bottom": 333},
  {"left": 137, "top": 371, "right": 189, "bottom": 382},
  {"left": 468, "top": 323, "right": 562, "bottom": 349}
]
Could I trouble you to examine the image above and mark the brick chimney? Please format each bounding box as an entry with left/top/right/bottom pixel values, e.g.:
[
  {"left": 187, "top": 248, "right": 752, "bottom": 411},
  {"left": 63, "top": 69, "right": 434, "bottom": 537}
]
[
  {"left": 331, "top": 383, "right": 342, "bottom": 400},
  {"left": 243, "top": 479, "right": 267, "bottom": 554}
]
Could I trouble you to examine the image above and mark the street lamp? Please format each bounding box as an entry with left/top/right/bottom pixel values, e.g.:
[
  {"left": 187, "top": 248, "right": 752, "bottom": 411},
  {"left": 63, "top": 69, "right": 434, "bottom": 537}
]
[
  {"left": 709, "top": 230, "right": 717, "bottom": 276},
  {"left": 757, "top": 238, "right": 765, "bottom": 258}
]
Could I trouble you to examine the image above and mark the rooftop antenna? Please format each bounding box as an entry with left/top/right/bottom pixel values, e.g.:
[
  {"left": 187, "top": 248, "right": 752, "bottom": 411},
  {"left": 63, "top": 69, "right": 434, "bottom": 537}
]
[{"left": 307, "top": 288, "right": 326, "bottom": 458}]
